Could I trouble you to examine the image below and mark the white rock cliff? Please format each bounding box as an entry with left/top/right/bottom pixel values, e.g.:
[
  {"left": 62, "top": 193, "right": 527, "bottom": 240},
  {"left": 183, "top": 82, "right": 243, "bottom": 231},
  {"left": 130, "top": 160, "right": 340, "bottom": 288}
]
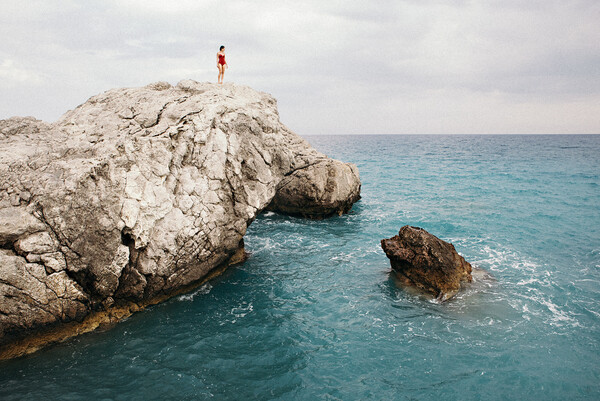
[{"left": 0, "top": 80, "right": 361, "bottom": 358}]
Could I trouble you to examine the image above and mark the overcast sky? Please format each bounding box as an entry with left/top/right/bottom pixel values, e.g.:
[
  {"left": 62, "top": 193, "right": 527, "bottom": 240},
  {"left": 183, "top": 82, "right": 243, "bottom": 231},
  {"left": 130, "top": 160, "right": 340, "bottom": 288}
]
[{"left": 1, "top": 0, "right": 599, "bottom": 134}]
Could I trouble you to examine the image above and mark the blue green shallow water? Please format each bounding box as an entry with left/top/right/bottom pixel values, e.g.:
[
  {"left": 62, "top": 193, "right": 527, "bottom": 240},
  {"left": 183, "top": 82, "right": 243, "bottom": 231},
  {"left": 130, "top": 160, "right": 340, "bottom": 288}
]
[{"left": 1, "top": 135, "right": 599, "bottom": 400}]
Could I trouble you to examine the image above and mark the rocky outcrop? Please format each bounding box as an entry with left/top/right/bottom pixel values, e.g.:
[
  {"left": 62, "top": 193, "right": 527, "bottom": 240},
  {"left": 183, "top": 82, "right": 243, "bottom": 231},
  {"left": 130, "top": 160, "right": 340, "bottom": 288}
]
[
  {"left": 267, "top": 160, "right": 361, "bottom": 218},
  {"left": 381, "top": 226, "right": 472, "bottom": 301},
  {"left": 0, "top": 80, "right": 361, "bottom": 358}
]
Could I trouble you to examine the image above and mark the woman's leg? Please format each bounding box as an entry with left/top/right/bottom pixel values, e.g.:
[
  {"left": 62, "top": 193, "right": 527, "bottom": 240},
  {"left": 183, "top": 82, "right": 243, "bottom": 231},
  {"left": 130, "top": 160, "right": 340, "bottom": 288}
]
[{"left": 218, "top": 64, "right": 223, "bottom": 83}]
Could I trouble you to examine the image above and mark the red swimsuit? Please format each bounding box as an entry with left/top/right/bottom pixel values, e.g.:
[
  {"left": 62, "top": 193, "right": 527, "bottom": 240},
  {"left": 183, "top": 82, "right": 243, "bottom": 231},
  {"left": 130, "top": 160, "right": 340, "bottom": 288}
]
[{"left": 218, "top": 53, "right": 226, "bottom": 65}]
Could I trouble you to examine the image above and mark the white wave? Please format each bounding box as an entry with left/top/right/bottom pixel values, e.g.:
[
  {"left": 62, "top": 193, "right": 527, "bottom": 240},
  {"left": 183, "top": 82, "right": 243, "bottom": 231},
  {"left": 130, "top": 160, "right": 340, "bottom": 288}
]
[
  {"left": 231, "top": 302, "right": 253, "bottom": 318},
  {"left": 588, "top": 309, "right": 600, "bottom": 318},
  {"left": 176, "top": 283, "right": 212, "bottom": 302},
  {"left": 516, "top": 293, "right": 581, "bottom": 328},
  {"left": 246, "top": 237, "right": 280, "bottom": 254},
  {"left": 476, "top": 245, "right": 582, "bottom": 328},
  {"left": 516, "top": 277, "right": 541, "bottom": 286},
  {"left": 539, "top": 298, "right": 580, "bottom": 327},
  {"left": 522, "top": 304, "right": 531, "bottom": 321},
  {"left": 473, "top": 245, "right": 541, "bottom": 275},
  {"left": 436, "top": 240, "right": 585, "bottom": 330}
]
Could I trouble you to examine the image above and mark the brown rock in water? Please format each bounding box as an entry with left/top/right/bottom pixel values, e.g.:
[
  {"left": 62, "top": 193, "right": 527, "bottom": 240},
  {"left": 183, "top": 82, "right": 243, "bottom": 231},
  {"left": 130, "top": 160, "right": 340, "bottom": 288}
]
[{"left": 381, "top": 226, "right": 472, "bottom": 301}]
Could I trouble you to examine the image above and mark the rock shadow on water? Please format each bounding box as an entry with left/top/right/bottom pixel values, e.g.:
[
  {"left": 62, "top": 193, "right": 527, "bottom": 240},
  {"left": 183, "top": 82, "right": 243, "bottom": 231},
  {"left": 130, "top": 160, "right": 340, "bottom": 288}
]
[{"left": 387, "top": 266, "right": 496, "bottom": 306}]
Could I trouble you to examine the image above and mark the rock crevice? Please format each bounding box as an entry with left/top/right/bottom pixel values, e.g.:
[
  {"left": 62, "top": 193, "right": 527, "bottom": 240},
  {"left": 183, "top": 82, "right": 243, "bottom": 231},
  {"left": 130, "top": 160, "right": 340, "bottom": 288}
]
[{"left": 0, "top": 80, "right": 361, "bottom": 358}]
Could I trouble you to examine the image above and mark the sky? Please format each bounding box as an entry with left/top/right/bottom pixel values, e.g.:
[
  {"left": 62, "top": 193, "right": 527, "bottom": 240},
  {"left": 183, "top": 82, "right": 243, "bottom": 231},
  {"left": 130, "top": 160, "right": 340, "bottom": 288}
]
[{"left": 1, "top": 0, "right": 599, "bottom": 134}]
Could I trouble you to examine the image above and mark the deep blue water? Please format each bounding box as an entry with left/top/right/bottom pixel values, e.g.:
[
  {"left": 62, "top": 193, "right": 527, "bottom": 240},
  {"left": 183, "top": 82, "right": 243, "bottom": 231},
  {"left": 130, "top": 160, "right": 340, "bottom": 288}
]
[{"left": 1, "top": 135, "right": 599, "bottom": 400}]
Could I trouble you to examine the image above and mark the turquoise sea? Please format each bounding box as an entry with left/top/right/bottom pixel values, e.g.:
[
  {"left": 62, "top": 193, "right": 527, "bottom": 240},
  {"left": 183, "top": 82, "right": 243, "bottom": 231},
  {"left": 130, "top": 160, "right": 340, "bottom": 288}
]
[{"left": 1, "top": 135, "right": 599, "bottom": 400}]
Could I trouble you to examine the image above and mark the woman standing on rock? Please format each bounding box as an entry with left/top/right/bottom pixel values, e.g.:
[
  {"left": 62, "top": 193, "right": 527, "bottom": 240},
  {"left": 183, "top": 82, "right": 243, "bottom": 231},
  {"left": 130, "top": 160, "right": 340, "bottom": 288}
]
[{"left": 217, "top": 45, "right": 227, "bottom": 84}]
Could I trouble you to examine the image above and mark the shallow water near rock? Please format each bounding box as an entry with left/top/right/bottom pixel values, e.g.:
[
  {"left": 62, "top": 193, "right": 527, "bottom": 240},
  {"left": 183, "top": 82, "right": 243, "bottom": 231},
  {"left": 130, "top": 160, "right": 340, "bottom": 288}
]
[{"left": 1, "top": 134, "right": 599, "bottom": 400}]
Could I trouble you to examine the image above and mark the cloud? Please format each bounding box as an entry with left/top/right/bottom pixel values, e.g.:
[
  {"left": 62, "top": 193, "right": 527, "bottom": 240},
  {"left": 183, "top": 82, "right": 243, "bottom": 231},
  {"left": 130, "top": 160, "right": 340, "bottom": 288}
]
[
  {"left": 0, "top": 0, "right": 598, "bottom": 133},
  {"left": 0, "top": 59, "right": 46, "bottom": 87}
]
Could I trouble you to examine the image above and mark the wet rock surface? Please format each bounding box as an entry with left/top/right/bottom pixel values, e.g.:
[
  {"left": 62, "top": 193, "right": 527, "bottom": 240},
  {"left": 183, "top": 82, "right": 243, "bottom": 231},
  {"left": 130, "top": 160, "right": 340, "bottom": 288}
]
[
  {"left": 0, "top": 80, "right": 361, "bottom": 356},
  {"left": 381, "top": 226, "right": 473, "bottom": 301}
]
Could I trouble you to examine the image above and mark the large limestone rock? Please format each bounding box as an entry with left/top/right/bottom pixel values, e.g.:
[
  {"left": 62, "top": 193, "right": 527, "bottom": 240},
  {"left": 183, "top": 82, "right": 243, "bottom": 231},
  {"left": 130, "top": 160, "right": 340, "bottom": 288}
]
[
  {"left": 0, "top": 80, "right": 361, "bottom": 356},
  {"left": 268, "top": 159, "right": 361, "bottom": 218},
  {"left": 381, "top": 226, "right": 472, "bottom": 301}
]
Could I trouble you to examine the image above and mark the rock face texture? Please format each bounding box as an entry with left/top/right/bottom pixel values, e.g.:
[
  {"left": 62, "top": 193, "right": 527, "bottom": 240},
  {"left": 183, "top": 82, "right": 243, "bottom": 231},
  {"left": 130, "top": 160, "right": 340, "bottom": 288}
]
[
  {"left": 0, "top": 80, "right": 361, "bottom": 357},
  {"left": 381, "top": 226, "right": 472, "bottom": 301},
  {"left": 268, "top": 160, "right": 361, "bottom": 218}
]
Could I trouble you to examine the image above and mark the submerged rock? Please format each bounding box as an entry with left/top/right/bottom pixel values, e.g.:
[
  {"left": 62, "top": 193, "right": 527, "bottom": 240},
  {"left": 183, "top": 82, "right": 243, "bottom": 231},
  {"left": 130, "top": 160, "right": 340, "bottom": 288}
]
[
  {"left": 0, "top": 80, "right": 361, "bottom": 358},
  {"left": 381, "top": 226, "right": 472, "bottom": 301}
]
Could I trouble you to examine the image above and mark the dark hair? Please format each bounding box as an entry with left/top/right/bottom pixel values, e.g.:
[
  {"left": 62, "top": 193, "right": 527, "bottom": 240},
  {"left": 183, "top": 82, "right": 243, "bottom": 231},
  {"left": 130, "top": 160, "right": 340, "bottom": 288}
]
[{"left": 220, "top": 45, "right": 225, "bottom": 51}]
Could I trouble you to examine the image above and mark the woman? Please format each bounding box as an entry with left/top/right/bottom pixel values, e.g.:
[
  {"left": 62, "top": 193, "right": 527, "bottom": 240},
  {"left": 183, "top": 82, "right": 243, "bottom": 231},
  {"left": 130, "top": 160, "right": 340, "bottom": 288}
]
[{"left": 217, "top": 45, "right": 227, "bottom": 84}]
